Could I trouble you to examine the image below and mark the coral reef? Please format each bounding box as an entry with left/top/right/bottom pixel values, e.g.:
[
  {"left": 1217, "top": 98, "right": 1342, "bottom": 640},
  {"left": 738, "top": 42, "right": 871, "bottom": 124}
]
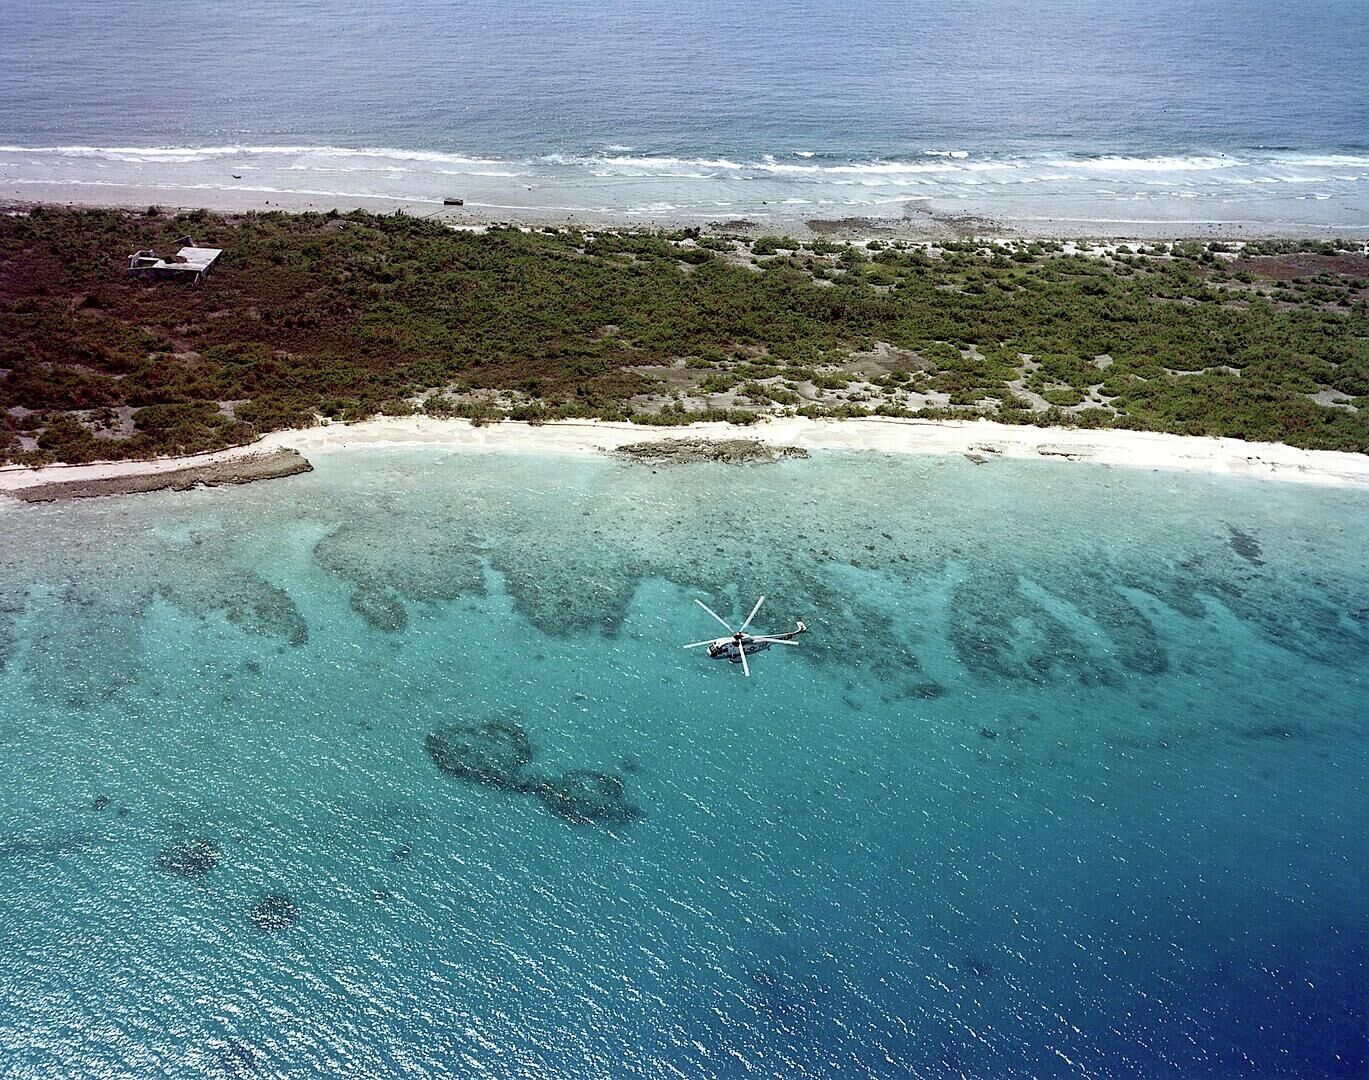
[
  {"left": 426, "top": 719, "right": 642, "bottom": 827},
  {"left": 0, "top": 590, "right": 20, "bottom": 673},
  {"left": 315, "top": 518, "right": 487, "bottom": 630},
  {"left": 490, "top": 556, "right": 644, "bottom": 637},
  {"left": 533, "top": 770, "right": 643, "bottom": 826},
  {"left": 150, "top": 573, "right": 309, "bottom": 648},
  {"left": 1227, "top": 524, "right": 1265, "bottom": 566},
  {"left": 26, "top": 584, "right": 143, "bottom": 706},
  {"left": 349, "top": 586, "right": 408, "bottom": 633},
  {"left": 948, "top": 570, "right": 1085, "bottom": 683},
  {"left": 156, "top": 837, "right": 221, "bottom": 878},
  {"left": 249, "top": 893, "right": 300, "bottom": 932},
  {"left": 426, "top": 720, "right": 535, "bottom": 791}
]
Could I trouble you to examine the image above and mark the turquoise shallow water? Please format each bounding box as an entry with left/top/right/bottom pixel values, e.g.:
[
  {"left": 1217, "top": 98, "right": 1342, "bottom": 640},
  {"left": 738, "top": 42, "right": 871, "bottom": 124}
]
[{"left": 0, "top": 449, "right": 1366, "bottom": 1078}]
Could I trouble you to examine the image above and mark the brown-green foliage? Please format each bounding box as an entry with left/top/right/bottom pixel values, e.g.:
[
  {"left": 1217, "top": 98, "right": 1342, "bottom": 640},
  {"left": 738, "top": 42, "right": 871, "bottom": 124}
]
[{"left": 1, "top": 206, "right": 1367, "bottom": 463}]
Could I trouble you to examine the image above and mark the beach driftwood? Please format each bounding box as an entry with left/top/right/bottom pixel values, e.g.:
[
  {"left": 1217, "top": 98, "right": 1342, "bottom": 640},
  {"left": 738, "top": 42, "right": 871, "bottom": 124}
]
[
  {"left": 6, "top": 448, "right": 313, "bottom": 502},
  {"left": 611, "top": 438, "right": 808, "bottom": 465}
]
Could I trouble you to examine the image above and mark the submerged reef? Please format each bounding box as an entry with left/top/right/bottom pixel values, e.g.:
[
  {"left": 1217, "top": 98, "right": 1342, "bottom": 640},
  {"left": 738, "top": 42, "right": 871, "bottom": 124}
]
[
  {"left": 490, "top": 556, "right": 645, "bottom": 638},
  {"left": 156, "top": 837, "right": 221, "bottom": 878},
  {"left": 1227, "top": 524, "right": 1265, "bottom": 566},
  {"left": 314, "top": 519, "right": 487, "bottom": 633},
  {"left": 532, "top": 770, "right": 643, "bottom": 826},
  {"left": 151, "top": 573, "right": 309, "bottom": 648},
  {"left": 948, "top": 565, "right": 1169, "bottom": 684},
  {"left": 349, "top": 587, "right": 408, "bottom": 632},
  {"left": 0, "top": 830, "right": 104, "bottom": 861},
  {"left": 900, "top": 680, "right": 947, "bottom": 700},
  {"left": 612, "top": 438, "right": 809, "bottom": 466},
  {"left": 426, "top": 721, "right": 535, "bottom": 791},
  {"left": 0, "top": 589, "right": 21, "bottom": 673},
  {"left": 249, "top": 892, "right": 300, "bottom": 932},
  {"left": 426, "top": 719, "right": 641, "bottom": 826},
  {"left": 25, "top": 583, "right": 144, "bottom": 706}
]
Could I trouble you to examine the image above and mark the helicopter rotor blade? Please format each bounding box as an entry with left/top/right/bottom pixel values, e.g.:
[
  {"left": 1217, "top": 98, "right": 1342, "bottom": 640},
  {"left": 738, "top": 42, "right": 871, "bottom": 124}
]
[
  {"left": 739, "top": 646, "right": 750, "bottom": 678},
  {"left": 739, "top": 594, "right": 766, "bottom": 633},
  {"left": 683, "top": 639, "right": 719, "bottom": 649},
  {"left": 694, "top": 599, "right": 735, "bottom": 633},
  {"left": 748, "top": 636, "right": 800, "bottom": 645}
]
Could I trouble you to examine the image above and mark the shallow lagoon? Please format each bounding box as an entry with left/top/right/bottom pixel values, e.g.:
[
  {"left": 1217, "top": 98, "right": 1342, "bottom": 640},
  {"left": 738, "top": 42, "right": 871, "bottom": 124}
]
[{"left": 1, "top": 449, "right": 1365, "bottom": 1077}]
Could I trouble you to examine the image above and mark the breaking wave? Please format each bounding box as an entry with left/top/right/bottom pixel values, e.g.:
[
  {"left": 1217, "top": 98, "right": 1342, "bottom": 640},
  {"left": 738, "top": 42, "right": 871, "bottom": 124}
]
[{"left": 2, "top": 142, "right": 1366, "bottom": 227}]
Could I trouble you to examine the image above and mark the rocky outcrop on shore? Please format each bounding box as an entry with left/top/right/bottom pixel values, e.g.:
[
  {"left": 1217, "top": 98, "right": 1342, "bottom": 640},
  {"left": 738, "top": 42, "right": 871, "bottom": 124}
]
[
  {"left": 5, "top": 449, "right": 313, "bottom": 502},
  {"left": 611, "top": 438, "right": 808, "bottom": 465}
]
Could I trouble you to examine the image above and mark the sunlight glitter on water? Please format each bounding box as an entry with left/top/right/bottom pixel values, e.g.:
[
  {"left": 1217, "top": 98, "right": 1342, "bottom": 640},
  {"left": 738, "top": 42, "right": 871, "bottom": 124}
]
[{"left": 0, "top": 450, "right": 1365, "bottom": 1077}]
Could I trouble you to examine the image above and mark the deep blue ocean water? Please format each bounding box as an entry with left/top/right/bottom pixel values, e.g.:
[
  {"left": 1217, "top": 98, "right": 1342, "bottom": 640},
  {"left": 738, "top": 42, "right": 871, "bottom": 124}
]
[
  {"left": 0, "top": 449, "right": 1366, "bottom": 1077},
  {"left": 3, "top": 0, "right": 1368, "bottom": 228}
]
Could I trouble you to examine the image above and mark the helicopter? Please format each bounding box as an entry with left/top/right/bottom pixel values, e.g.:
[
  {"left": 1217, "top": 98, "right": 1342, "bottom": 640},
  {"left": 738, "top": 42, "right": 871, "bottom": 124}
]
[{"left": 683, "top": 595, "right": 807, "bottom": 677}]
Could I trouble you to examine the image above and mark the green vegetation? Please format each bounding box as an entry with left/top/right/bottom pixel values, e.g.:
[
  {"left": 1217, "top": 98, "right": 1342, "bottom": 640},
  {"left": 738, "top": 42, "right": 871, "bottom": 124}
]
[{"left": 1, "top": 206, "right": 1367, "bottom": 464}]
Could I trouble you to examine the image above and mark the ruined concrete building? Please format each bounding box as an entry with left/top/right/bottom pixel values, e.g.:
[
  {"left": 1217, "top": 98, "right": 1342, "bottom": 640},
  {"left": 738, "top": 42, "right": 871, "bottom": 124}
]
[{"left": 127, "top": 235, "right": 222, "bottom": 284}]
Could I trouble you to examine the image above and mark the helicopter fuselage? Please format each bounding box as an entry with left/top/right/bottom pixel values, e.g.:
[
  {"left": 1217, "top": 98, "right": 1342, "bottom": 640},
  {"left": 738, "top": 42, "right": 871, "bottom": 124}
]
[{"left": 706, "top": 621, "right": 807, "bottom": 663}]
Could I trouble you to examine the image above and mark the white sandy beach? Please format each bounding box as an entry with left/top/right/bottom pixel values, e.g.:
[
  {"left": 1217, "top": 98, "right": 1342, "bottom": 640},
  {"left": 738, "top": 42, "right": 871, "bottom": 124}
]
[
  {"left": 9, "top": 180, "right": 1366, "bottom": 242},
  {"left": 4, "top": 416, "right": 1369, "bottom": 496}
]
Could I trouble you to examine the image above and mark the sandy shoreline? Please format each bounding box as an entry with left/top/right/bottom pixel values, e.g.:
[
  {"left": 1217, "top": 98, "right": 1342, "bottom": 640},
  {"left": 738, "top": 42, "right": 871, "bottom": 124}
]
[
  {"left": 4, "top": 417, "right": 1368, "bottom": 497},
  {"left": 7, "top": 182, "right": 1366, "bottom": 242}
]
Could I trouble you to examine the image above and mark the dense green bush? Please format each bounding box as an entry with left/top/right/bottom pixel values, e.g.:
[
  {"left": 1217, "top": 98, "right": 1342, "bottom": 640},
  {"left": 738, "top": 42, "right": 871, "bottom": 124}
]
[{"left": 1, "top": 206, "right": 1366, "bottom": 461}]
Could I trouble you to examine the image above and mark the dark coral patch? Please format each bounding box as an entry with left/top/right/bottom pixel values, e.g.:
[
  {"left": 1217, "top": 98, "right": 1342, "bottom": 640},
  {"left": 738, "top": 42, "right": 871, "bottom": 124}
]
[
  {"left": 249, "top": 892, "right": 300, "bottom": 932},
  {"left": 949, "top": 571, "right": 1085, "bottom": 684},
  {"left": 1227, "top": 524, "right": 1265, "bottom": 566},
  {"left": 315, "top": 520, "right": 486, "bottom": 617},
  {"left": 534, "top": 770, "right": 643, "bottom": 826},
  {"left": 150, "top": 574, "right": 309, "bottom": 648},
  {"left": 350, "top": 586, "right": 408, "bottom": 632},
  {"left": 156, "top": 837, "right": 221, "bottom": 878},
  {"left": 426, "top": 720, "right": 535, "bottom": 791},
  {"left": 426, "top": 720, "right": 642, "bottom": 827}
]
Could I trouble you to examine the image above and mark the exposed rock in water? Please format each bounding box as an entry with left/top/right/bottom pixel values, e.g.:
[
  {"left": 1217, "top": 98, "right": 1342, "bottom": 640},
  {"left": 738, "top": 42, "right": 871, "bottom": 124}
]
[
  {"left": 156, "top": 837, "right": 221, "bottom": 878},
  {"left": 6, "top": 449, "right": 313, "bottom": 502},
  {"left": 426, "top": 720, "right": 535, "bottom": 791},
  {"left": 533, "top": 769, "right": 643, "bottom": 826},
  {"left": 249, "top": 892, "right": 300, "bottom": 932},
  {"left": 612, "top": 438, "right": 808, "bottom": 466}
]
